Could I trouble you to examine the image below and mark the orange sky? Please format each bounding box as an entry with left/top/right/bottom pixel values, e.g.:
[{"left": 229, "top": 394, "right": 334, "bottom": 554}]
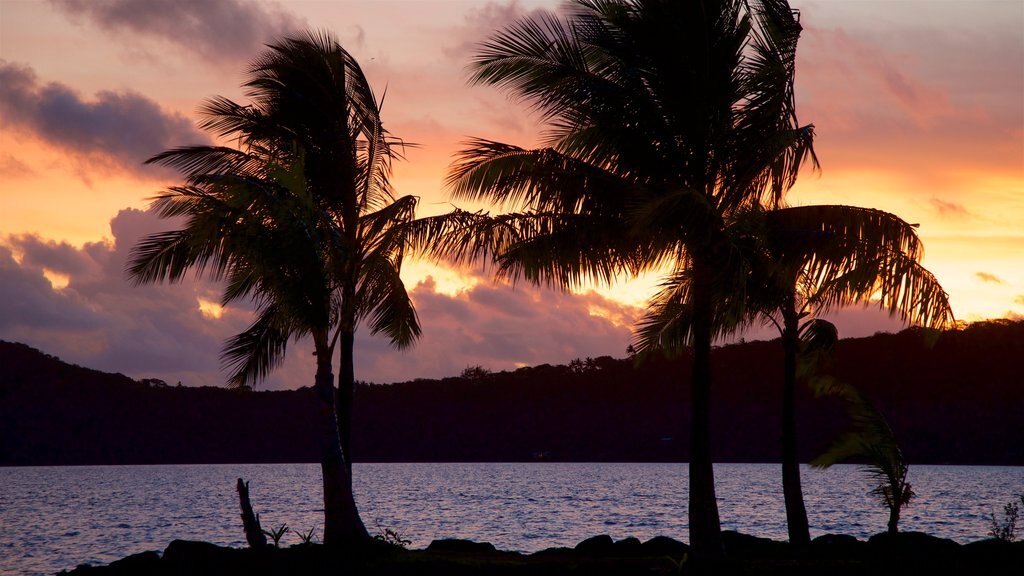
[{"left": 1, "top": 0, "right": 1021, "bottom": 388}]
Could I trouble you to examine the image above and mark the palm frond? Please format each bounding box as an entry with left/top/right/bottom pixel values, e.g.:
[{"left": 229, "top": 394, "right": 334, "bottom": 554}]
[
  {"left": 221, "top": 304, "right": 294, "bottom": 388},
  {"left": 355, "top": 252, "right": 421, "bottom": 348},
  {"left": 765, "top": 205, "right": 954, "bottom": 329}
]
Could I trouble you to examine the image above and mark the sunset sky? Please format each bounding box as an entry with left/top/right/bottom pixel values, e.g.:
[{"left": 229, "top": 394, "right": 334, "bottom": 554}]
[{"left": 1, "top": 0, "right": 1022, "bottom": 389}]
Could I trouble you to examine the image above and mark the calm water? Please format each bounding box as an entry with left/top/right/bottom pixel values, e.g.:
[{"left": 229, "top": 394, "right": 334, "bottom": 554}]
[{"left": 1, "top": 463, "right": 1021, "bottom": 575}]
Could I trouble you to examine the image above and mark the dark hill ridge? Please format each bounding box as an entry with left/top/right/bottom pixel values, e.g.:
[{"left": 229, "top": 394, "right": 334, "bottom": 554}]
[{"left": 2, "top": 320, "right": 1022, "bottom": 466}]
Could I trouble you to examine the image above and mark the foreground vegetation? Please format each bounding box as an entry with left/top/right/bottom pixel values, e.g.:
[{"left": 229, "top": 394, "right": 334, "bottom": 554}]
[{"left": 60, "top": 532, "right": 1023, "bottom": 576}]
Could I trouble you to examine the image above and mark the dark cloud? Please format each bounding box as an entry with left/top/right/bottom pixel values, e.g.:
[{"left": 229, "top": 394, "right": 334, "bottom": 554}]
[
  {"left": 976, "top": 272, "right": 1005, "bottom": 284},
  {"left": 0, "top": 61, "right": 207, "bottom": 178},
  {"left": 50, "top": 0, "right": 306, "bottom": 64},
  {"left": 0, "top": 209, "right": 251, "bottom": 386},
  {"left": 930, "top": 198, "right": 969, "bottom": 217},
  {"left": 0, "top": 245, "right": 104, "bottom": 333}
]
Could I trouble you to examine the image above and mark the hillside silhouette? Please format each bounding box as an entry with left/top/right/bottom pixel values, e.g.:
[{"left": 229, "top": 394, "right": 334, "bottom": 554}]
[{"left": 2, "top": 320, "right": 1021, "bottom": 466}]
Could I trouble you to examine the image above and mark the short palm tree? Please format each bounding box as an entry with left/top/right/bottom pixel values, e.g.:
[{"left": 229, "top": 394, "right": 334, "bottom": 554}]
[
  {"left": 445, "top": 0, "right": 815, "bottom": 557},
  {"left": 128, "top": 31, "right": 422, "bottom": 547},
  {"left": 806, "top": 337, "right": 916, "bottom": 536},
  {"left": 637, "top": 204, "right": 954, "bottom": 545}
]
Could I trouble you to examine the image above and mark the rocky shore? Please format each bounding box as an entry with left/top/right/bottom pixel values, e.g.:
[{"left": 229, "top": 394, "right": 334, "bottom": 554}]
[{"left": 59, "top": 531, "right": 1023, "bottom": 575}]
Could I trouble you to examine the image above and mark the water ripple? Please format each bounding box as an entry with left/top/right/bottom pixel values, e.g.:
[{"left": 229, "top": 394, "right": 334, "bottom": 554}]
[{"left": 0, "top": 463, "right": 1020, "bottom": 575}]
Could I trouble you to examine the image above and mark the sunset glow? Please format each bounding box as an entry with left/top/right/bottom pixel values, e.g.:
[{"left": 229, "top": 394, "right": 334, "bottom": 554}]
[{"left": 1, "top": 0, "right": 1021, "bottom": 388}]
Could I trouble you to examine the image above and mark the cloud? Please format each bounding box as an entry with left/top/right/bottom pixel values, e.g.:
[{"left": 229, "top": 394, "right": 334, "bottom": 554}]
[
  {"left": 0, "top": 210, "right": 251, "bottom": 385},
  {"left": 0, "top": 153, "right": 36, "bottom": 178},
  {"left": 0, "top": 209, "right": 641, "bottom": 389},
  {"left": 1015, "top": 295, "right": 1024, "bottom": 306},
  {"left": 0, "top": 61, "right": 207, "bottom": 178},
  {"left": 359, "top": 276, "right": 641, "bottom": 383},
  {"left": 1, "top": 205, "right": 941, "bottom": 390},
  {"left": 441, "top": 1, "right": 546, "bottom": 61},
  {"left": 798, "top": 25, "right": 954, "bottom": 130},
  {"left": 49, "top": 0, "right": 306, "bottom": 65},
  {"left": 976, "top": 272, "right": 1005, "bottom": 284},
  {"left": 929, "top": 198, "right": 969, "bottom": 217}
]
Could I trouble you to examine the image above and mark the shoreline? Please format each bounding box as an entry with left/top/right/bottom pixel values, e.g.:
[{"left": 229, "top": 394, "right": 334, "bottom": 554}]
[{"left": 58, "top": 531, "right": 1024, "bottom": 576}]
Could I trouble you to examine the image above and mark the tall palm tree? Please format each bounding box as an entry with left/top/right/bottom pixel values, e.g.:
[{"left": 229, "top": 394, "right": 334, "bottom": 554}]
[
  {"left": 238, "top": 32, "right": 420, "bottom": 477},
  {"left": 637, "top": 204, "right": 954, "bottom": 546},
  {"left": 445, "top": 0, "right": 814, "bottom": 557},
  {"left": 127, "top": 31, "right": 421, "bottom": 547}
]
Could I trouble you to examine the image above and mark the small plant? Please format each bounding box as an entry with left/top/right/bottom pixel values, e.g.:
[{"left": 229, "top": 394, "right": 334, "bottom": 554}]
[
  {"left": 989, "top": 496, "right": 1022, "bottom": 541},
  {"left": 262, "top": 524, "right": 289, "bottom": 548},
  {"left": 810, "top": 377, "right": 914, "bottom": 534},
  {"left": 373, "top": 519, "right": 411, "bottom": 548},
  {"left": 296, "top": 527, "right": 317, "bottom": 545},
  {"left": 670, "top": 552, "right": 689, "bottom": 573}
]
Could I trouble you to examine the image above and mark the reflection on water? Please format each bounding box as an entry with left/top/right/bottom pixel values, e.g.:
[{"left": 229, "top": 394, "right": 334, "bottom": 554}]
[{"left": 1, "top": 463, "right": 1020, "bottom": 575}]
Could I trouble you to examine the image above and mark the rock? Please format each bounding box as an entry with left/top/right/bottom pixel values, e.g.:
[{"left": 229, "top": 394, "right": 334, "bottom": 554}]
[
  {"left": 810, "top": 533, "right": 865, "bottom": 560},
  {"left": 530, "top": 546, "right": 575, "bottom": 558},
  {"left": 425, "top": 538, "right": 497, "bottom": 554},
  {"left": 721, "top": 530, "right": 789, "bottom": 558},
  {"left": 867, "top": 531, "right": 960, "bottom": 556},
  {"left": 959, "top": 538, "right": 1023, "bottom": 569},
  {"left": 612, "top": 536, "right": 643, "bottom": 556},
  {"left": 641, "top": 535, "right": 690, "bottom": 557},
  {"left": 105, "top": 550, "right": 162, "bottom": 575},
  {"left": 162, "top": 540, "right": 254, "bottom": 575},
  {"left": 574, "top": 534, "right": 614, "bottom": 555}
]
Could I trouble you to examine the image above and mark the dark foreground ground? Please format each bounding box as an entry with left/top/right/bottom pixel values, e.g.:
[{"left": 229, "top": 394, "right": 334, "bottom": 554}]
[{"left": 60, "top": 531, "right": 1023, "bottom": 576}]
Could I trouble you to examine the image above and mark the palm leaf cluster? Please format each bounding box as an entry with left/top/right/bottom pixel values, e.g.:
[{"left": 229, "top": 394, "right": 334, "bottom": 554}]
[
  {"left": 130, "top": 152, "right": 338, "bottom": 387},
  {"left": 129, "top": 31, "right": 420, "bottom": 388}
]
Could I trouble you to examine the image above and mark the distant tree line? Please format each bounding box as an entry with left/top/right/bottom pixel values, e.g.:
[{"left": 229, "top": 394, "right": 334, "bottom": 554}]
[{"left": 3, "top": 321, "right": 1020, "bottom": 468}]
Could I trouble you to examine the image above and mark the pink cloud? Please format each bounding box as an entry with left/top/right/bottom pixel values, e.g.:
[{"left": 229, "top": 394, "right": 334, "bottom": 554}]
[
  {"left": 50, "top": 0, "right": 306, "bottom": 66},
  {"left": 798, "top": 26, "right": 954, "bottom": 130}
]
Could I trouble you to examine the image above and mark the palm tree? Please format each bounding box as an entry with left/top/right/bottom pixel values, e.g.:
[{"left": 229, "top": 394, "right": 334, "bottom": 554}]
[
  {"left": 445, "top": 0, "right": 814, "bottom": 557},
  {"left": 238, "top": 33, "right": 421, "bottom": 478},
  {"left": 637, "top": 204, "right": 954, "bottom": 545},
  {"left": 127, "top": 31, "right": 421, "bottom": 547},
  {"left": 807, "top": 347, "right": 916, "bottom": 536}
]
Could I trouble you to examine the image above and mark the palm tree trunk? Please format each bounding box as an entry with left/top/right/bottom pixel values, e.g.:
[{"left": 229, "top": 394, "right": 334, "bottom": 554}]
[
  {"left": 314, "top": 346, "right": 368, "bottom": 547},
  {"left": 781, "top": 302, "right": 810, "bottom": 547},
  {"left": 688, "top": 256, "right": 723, "bottom": 560},
  {"left": 887, "top": 506, "right": 900, "bottom": 534},
  {"left": 337, "top": 327, "right": 355, "bottom": 479}
]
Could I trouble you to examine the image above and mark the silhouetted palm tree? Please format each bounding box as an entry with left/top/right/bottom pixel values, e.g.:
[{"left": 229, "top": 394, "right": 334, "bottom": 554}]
[
  {"left": 637, "top": 204, "right": 954, "bottom": 545},
  {"left": 807, "top": 343, "right": 915, "bottom": 536},
  {"left": 127, "top": 31, "right": 421, "bottom": 547},
  {"left": 446, "top": 0, "right": 814, "bottom": 557}
]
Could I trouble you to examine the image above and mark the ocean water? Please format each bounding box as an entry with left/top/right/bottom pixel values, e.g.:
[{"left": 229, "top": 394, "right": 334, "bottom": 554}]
[{"left": 1, "top": 463, "right": 1021, "bottom": 575}]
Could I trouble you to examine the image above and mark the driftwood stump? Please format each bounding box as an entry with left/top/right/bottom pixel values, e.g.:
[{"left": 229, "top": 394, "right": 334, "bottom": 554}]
[{"left": 237, "top": 478, "right": 267, "bottom": 547}]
